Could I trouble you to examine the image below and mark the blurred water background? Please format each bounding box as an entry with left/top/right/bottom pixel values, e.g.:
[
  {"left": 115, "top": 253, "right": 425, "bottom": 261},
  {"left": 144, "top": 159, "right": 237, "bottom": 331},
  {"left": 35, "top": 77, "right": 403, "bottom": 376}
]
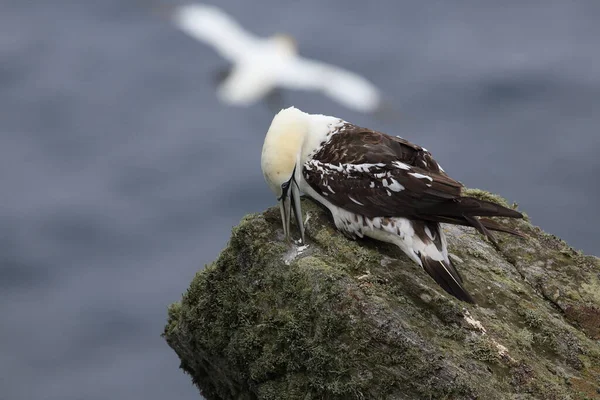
[{"left": 1, "top": 0, "right": 599, "bottom": 399}]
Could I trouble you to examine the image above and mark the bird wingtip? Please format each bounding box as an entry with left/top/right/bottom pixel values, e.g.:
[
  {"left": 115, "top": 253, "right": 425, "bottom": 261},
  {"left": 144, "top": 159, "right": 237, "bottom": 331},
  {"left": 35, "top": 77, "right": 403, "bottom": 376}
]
[{"left": 420, "top": 256, "right": 476, "bottom": 304}]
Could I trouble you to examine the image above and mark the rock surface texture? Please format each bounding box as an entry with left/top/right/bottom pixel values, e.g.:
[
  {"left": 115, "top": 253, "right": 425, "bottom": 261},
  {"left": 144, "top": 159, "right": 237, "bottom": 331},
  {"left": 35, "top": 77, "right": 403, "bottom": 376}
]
[{"left": 164, "top": 190, "right": 600, "bottom": 400}]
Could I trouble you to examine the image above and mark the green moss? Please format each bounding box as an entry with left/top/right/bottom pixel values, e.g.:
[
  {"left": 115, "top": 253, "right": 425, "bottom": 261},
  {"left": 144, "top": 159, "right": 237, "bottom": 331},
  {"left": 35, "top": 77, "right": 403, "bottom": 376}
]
[
  {"left": 580, "top": 277, "right": 600, "bottom": 305},
  {"left": 466, "top": 247, "right": 489, "bottom": 260},
  {"left": 462, "top": 188, "right": 512, "bottom": 209},
  {"left": 164, "top": 301, "right": 181, "bottom": 337},
  {"left": 177, "top": 249, "right": 473, "bottom": 398},
  {"left": 468, "top": 335, "right": 500, "bottom": 364},
  {"left": 520, "top": 308, "right": 544, "bottom": 329},
  {"left": 427, "top": 295, "right": 465, "bottom": 325},
  {"left": 515, "top": 328, "right": 534, "bottom": 349},
  {"left": 164, "top": 197, "right": 600, "bottom": 400}
]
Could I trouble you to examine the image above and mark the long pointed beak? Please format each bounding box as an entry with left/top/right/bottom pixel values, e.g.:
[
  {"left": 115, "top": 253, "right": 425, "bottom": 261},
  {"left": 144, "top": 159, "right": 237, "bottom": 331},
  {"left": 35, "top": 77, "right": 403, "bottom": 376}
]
[
  {"left": 291, "top": 181, "right": 305, "bottom": 244},
  {"left": 279, "top": 191, "right": 292, "bottom": 240},
  {"left": 278, "top": 178, "right": 305, "bottom": 245}
]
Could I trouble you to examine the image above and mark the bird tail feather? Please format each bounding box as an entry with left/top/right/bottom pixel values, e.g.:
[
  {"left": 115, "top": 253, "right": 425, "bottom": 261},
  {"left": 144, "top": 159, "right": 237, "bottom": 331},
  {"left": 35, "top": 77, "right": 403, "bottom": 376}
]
[
  {"left": 418, "top": 197, "right": 525, "bottom": 244},
  {"left": 421, "top": 197, "right": 523, "bottom": 219},
  {"left": 413, "top": 221, "right": 476, "bottom": 303},
  {"left": 420, "top": 255, "right": 476, "bottom": 304}
]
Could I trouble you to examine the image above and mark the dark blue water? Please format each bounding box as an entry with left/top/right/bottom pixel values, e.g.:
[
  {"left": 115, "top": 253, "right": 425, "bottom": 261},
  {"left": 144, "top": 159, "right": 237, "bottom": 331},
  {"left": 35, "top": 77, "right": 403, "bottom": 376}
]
[{"left": 1, "top": 0, "right": 599, "bottom": 399}]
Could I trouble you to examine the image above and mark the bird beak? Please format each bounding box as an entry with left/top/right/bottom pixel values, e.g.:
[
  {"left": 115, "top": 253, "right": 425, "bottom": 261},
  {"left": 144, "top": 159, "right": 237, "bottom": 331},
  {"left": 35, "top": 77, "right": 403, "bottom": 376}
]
[{"left": 278, "top": 173, "right": 305, "bottom": 245}]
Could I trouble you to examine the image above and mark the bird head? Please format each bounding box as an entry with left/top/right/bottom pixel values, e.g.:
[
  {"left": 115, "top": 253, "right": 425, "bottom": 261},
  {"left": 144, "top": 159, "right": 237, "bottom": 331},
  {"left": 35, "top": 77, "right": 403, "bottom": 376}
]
[
  {"left": 261, "top": 107, "right": 308, "bottom": 244},
  {"left": 270, "top": 33, "right": 298, "bottom": 55}
]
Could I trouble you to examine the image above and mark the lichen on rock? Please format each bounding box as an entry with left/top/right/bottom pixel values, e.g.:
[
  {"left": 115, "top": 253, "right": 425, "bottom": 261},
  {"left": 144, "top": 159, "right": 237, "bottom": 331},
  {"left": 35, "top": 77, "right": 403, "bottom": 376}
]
[{"left": 164, "top": 191, "right": 600, "bottom": 400}]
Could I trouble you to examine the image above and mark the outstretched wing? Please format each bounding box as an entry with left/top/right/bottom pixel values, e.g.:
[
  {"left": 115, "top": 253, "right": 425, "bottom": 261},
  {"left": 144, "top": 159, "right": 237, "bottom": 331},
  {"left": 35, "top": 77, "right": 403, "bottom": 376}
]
[
  {"left": 302, "top": 124, "right": 522, "bottom": 237},
  {"left": 276, "top": 58, "right": 382, "bottom": 113},
  {"left": 170, "top": 4, "right": 261, "bottom": 62}
]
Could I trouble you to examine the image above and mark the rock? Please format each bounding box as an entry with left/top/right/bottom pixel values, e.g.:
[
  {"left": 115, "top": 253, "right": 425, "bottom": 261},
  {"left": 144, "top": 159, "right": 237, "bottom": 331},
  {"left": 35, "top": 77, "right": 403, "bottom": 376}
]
[{"left": 163, "top": 191, "right": 600, "bottom": 400}]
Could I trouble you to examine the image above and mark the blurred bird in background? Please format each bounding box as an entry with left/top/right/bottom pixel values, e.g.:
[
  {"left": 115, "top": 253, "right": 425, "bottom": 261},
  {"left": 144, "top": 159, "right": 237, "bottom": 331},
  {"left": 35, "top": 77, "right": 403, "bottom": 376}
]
[{"left": 155, "top": 3, "right": 387, "bottom": 114}]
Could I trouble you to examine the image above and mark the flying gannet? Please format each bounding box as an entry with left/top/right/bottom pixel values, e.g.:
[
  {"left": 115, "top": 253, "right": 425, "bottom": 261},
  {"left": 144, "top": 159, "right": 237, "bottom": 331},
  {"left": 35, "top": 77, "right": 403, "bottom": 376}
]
[
  {"left": 166, "top": 3, "right": 384, "bottom": 113},
  {"left": 261, "top": 107, "right": 524, "bottom": 304}
]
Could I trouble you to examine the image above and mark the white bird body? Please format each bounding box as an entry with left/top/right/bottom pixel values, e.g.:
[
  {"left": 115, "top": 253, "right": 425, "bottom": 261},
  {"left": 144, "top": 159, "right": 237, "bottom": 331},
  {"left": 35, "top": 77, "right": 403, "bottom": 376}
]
[
  {"left": 170, "top": 4, "right": 382, "bottom": 112},
  {"left": 261, "top": 107, "right": 524, "bottom": 303},
  {"left": 216, "top": 38, "right": 293, "bottom": 105}
]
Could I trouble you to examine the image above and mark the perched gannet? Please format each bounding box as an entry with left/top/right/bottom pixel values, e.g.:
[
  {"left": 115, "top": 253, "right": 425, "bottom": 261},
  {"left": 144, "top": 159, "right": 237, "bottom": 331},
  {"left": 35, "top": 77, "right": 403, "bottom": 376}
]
[
  {"left": 166, "top": 3, "right": 383, "bottom": 113},
  {"left": 261, "top": 107, "right": 524, "bottom": 303}
]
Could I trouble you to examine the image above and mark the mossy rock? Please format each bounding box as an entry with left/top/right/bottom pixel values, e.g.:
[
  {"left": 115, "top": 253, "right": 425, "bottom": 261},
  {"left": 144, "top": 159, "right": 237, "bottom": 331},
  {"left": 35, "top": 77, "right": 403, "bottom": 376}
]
[{"left": 164, "top": 193, "right": 600, "bottom": 400}]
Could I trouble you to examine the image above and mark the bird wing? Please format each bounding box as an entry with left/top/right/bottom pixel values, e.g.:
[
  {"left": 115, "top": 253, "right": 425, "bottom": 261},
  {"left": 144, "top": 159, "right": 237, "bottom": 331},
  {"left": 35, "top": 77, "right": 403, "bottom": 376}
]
[
  {"left": 170, "top": 4, "right": 261, "bottom": 62},
  {"left": 276, "top": 58, "right": 381, "bottom": 113},
  {"left": 302, "top": 124, "right": 522, "bottom": 231},
  {"left": 216, "top": 65, "right": 277, "bottom": 105}
]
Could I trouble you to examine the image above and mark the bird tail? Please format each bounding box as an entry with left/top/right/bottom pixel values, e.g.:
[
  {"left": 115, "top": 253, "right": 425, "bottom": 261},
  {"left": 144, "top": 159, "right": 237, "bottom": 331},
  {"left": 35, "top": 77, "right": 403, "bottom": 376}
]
[
  {"left": 421, "top": 197, "right": 523, "bottom": 219},
  {"left": 413, "top": 221, "right": 476, "bottom": 303},
  {"left": 419, "top": 197, "right": 524, "bottom": 245},
  {"left": 420, "top": 255, "right": 475, "bottom": 304}
]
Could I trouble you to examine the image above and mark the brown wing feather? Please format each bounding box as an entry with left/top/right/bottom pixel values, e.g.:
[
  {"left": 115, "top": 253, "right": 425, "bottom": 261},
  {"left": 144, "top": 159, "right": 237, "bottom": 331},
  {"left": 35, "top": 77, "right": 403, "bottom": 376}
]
[{"left": 303, "top": 123, "right": 523, "bottom": 234}]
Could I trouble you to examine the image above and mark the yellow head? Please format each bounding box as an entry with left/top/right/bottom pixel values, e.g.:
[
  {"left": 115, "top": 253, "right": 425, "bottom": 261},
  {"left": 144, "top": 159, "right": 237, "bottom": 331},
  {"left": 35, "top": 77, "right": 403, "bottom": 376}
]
[
  {"left": 261, "top": 107, "right": 308, "bottom": 197},
  {"left": 261, "top": 107, "right": 343, "bottom": 244},
  {"left": 261, "top": 107, "right": 309, "bottom": 244}
]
